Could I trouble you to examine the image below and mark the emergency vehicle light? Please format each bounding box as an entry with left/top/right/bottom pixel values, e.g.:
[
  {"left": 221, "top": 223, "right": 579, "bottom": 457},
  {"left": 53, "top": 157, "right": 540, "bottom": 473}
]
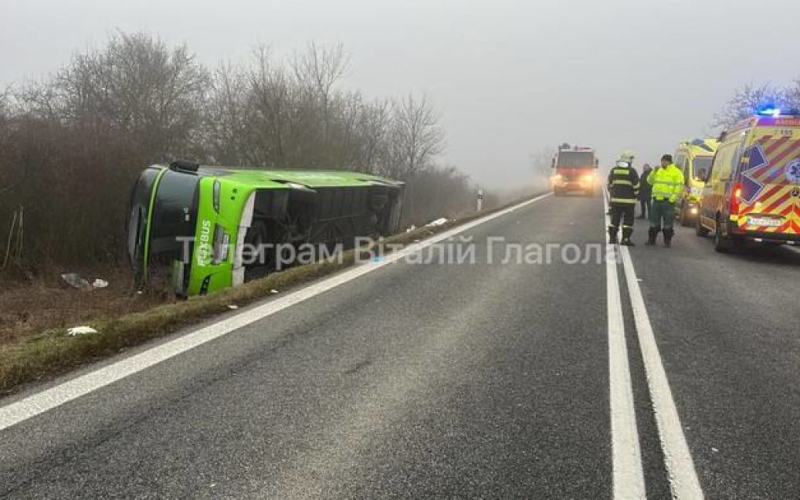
[{"left": 756, "top": 107, "right": 781, "bottom": 117}]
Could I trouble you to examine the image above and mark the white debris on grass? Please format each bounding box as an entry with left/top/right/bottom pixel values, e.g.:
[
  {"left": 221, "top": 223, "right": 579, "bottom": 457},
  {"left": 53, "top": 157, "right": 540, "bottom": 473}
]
[
  {"left": 67, "top": 326, "right": 98, "bottom": 336},
  {"left": 426, "top": 218, "right": 448, "bottom": 228},
  {"left": 270, "top": 289, "right": 279, "bottom": 295},
  {"left": 92, "top": 278, "right": 109, "bottom": 289},
  {"left": 61, "top": 273, "right": 92, "bottom": 291},
  {"left": 227, "top": 305, "right": 239, "bottom": 310},
  {"left": 405, "top": 225, "right": 417, "bottom": 233}
]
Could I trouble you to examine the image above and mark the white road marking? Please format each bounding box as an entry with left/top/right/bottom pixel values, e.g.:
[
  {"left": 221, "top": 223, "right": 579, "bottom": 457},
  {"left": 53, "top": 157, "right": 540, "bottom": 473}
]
[
  {"left": 619, "top": 245, "right": 705, "bottom": 500},
  {"left": 0, "top": 193, "right": 552, "bottom": 432},
  {"left": 603, "top": 194, "right": 647, "bottom": 500}
]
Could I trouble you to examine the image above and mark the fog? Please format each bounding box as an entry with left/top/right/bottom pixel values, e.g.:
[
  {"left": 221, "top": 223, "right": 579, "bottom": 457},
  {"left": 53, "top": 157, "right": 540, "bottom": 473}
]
[{"left": 3, "top": 0, "right": 800, "bottom": 189}]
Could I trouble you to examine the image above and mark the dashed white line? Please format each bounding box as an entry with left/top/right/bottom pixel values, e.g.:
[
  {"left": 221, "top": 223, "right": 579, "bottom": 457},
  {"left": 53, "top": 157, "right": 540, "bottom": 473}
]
[
  {"left": 603, "top": 194, "right": 646, "bottom": 500},
  {"left": 0, "top": 193, "right": 552, "bottom": 432}
]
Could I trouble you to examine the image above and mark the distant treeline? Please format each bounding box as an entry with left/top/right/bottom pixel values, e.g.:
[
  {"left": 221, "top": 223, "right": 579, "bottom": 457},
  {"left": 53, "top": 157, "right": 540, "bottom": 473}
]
[{"left": 0, "top": 33, "right": 491, "bottom": 269}]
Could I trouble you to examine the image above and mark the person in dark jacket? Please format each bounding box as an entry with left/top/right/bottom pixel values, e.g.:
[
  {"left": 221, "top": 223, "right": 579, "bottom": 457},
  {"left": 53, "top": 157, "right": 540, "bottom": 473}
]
[
  {"left": 607, "top": 157, "right": 640, "bottom": 246},
  {"left": 638, "top": 164, "right": 653, "bottom": 219}
]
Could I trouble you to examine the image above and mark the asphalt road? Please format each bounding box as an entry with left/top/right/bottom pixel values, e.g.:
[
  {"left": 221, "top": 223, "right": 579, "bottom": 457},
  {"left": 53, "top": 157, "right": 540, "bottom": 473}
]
[{"left": 1, "top": 194, "right": 799, "bottom": 499}]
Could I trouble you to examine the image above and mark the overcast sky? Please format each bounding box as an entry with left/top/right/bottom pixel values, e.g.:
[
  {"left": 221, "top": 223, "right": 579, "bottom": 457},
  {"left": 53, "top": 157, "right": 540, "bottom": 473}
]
[{"left": 3, "top": 0, "right": 800, "bottom": 189}]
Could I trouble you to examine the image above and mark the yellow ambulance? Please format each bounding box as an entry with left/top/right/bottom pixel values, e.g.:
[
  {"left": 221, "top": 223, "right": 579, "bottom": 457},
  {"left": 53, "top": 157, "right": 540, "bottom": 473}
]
[
  {"left": 674, "top": 138, "right": 718, "bottom": 226},
  {"left": 697, "top": 109, "right": 800, "bottom": 251}
]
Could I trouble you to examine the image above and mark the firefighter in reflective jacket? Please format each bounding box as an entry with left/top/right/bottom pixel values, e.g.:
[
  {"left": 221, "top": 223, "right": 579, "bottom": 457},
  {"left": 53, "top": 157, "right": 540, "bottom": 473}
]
[
  {"left": 607, "top": 157, "right": 640, "bottom": 246},
  {"left": 646, "top": 154, "right": 685, "bottom": 247}
]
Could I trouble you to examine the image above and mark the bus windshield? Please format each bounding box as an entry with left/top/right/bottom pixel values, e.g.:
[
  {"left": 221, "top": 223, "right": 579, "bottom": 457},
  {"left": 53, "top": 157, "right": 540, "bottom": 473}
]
[{"left": 127, "top": 167, "right": 200, "bottom": 275}]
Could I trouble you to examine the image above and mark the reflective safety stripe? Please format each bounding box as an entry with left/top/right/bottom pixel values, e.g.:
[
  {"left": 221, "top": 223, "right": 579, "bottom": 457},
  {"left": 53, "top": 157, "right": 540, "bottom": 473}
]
[
  {"left": 610, "top": 198, "right": 637, "bottom": 204},
  {"left": 612, "top": 179, "right": 633, "bottom": 186},
  {"left": 612, "top": 169, "right": 630, "bottom": 175}
]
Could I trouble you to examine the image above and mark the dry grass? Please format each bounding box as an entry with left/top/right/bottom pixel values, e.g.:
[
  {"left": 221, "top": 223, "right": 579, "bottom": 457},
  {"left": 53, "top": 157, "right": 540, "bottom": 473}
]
[
  {"left": 0, "top": 194, "right": 538, "bottom": 395},
  {"left": 0, "top": 267, "right": 163, "bottom": 352}
]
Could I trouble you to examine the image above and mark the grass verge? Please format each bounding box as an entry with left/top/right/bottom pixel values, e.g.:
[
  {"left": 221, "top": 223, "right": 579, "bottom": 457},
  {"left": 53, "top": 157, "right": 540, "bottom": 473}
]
[{"left": 0, "top": 194, "right": 544, "bottom": 395}]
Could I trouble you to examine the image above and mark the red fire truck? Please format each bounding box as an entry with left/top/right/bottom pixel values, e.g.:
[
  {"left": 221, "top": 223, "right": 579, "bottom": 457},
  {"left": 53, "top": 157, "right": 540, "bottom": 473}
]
[{"left": 550, "top": 145, "right": 600, "bottom": 196}]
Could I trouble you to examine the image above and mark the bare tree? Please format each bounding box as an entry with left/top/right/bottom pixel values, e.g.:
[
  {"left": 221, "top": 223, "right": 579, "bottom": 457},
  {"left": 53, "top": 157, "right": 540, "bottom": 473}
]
[
  {"left": 384, "top": 94, "right": 445, "bottom": 179},
  {"left": 357, "top": 99, "right": 391, "bottom": 171},
  {"left": 21, "top": 32, "right": 209, "bottom": 160},
  {"left": 293, "top": 42, "right": 349, "bottom": 148},
  {"left": 328, "top": 90, "right": 364, "bottom": 167},
  {"left": 715, "top": 83, "right": 787, "bottom": 129},
  {"left": 530, "top": 146, "right": 557, "bottom": 179},
  {"left": 784, "top": 79, "right": 800, "bottom": 112},
  {"left": 246, "top": 46, "right": 294, "bottom": 166},
  {"left": 0, "top": 88, "right": 23, "bottom": 195},
  {"left": 0, "top": 32, "right": 485, "bottom": 267},
  {"left": 203, "top": 61, "right": 251, "bottom": 164}
]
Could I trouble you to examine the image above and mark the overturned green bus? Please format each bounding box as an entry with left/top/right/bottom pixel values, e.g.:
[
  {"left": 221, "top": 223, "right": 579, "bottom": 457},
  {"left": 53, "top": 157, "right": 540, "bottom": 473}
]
[{"left": 127, "top": 162, "right": 405, "bottom": 296}]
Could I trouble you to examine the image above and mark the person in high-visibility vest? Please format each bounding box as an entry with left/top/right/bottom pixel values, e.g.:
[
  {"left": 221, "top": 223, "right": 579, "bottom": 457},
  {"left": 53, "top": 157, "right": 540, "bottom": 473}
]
[
  {"left": 646, "top": 154, "right": 685, "bottom": 247},
  {"left": 607, "top": 156, "right": 640, "bottom": 246}
]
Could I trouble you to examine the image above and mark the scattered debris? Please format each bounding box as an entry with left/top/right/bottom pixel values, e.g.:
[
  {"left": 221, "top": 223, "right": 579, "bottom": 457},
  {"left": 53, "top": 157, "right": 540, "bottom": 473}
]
[
  {"left": 61, "top": 273, "right": 92, "bottom": 291},
  {"left": 406, "top": 225, "right": 417, "bottom": 233},
  {"left": 711, "top": 447, "right": 719, "bottom": 453},
  {"left": 270, "top": 289, "right": 279, "bottom": 295},
  {"left": 67, "top": 326, "right": 98, "bottom": 336},
  {"left": 426, "top": 217, "right": 448, "bottom": 228},
  {"left": 92, "top": 278, "right": 109, "bottom": 289},
  {"left": 227, "top": 305, "right": 239, "bottom": 310}
]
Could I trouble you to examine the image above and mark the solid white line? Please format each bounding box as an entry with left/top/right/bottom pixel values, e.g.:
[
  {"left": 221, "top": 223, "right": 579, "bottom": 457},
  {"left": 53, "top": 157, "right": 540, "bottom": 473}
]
[
  {"left": 0, "top": 193, "right": 552, "bottom": 432},
  {"left": 603, "top": 193, "right": 646, "bottom": 500},
  {"left": 619, "top": 246, "right": 705, "bottom": 499}
]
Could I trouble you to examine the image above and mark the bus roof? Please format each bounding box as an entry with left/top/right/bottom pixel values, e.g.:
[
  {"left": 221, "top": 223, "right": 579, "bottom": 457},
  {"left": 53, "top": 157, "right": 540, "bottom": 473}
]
[{"left": 162, "top": 165, "right": 405, "bottom": 189}]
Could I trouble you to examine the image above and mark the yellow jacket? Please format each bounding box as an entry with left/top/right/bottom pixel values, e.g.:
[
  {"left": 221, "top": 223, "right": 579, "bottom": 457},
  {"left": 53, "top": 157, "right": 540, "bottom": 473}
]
[{"left": 647, "top": 164, "right": 684, "bottom": 203}]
